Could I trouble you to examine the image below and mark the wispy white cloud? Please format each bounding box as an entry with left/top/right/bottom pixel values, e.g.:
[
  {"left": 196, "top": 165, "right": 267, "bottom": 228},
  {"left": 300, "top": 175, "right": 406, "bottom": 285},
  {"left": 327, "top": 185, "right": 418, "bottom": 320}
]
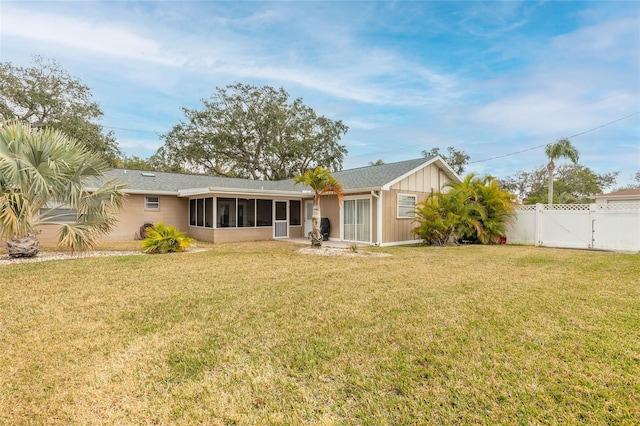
[
  {"left": 1, "top": 2, "right": 462, "bottom": 108},
  {"left": 456, "top": 1, "right": 537, "bottom": 37},
  {"left": 1, "top": 4, "right": 182, "bottom": 66},
  {"left": 1, "top": 1, "right": 637, "bottom": 185},
  {"left": 552, "top": 16, "right": 640, "bottom": 63}
]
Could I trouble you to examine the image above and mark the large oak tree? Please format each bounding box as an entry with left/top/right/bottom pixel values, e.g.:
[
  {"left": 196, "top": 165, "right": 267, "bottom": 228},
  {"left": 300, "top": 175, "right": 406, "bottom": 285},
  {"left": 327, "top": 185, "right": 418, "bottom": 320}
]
[
  {"left": 0, "top": 56, "right": 121, "bottom": 165},
  {"left": 153, "top": 83, "right": 348, "bottom": 180}
]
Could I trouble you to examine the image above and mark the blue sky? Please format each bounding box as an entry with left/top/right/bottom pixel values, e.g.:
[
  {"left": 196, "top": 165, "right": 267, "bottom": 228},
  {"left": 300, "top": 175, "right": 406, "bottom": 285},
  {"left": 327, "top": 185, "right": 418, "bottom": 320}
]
[{"left": 1, "top": 1, "right": 639, "bottom": 186}]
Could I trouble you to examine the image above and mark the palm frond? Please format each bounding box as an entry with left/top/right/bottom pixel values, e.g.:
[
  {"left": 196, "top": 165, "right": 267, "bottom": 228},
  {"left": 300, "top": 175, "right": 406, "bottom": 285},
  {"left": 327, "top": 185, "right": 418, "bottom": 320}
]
[{"left": 0, "top": 121, "right": 126, "bottom": 253}]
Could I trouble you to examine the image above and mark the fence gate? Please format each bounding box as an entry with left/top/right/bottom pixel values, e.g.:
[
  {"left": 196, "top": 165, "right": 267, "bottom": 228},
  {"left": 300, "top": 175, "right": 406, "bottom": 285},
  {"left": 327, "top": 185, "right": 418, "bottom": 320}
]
[{"left": 536, "top": 204, "right": 592, "bottom": 249}]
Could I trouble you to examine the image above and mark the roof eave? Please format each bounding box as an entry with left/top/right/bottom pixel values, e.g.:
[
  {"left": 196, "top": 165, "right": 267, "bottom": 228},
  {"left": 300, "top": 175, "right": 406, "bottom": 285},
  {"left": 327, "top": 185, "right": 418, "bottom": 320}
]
[
  {"left": 125, "top": 189, "right": 180, "bottom": 196},
  {"left": 342, "top": 186, "right": 383, "bottom": 194},
  {"left": 84, "top": 187, "right": 181, "bottom": 196},
  {"left": 178, "top": 187, "right": 304, "bottom": 198}
]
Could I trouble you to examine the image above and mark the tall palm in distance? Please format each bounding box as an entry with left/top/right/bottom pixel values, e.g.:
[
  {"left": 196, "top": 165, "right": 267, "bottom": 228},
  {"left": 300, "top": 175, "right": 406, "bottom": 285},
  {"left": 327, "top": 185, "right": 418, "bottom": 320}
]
[
  {"left": 545, "top": 138, "right": 579, "bottom": 205},
  {"left": 294, "top": 166, "right": 344, "bottom": 247}
]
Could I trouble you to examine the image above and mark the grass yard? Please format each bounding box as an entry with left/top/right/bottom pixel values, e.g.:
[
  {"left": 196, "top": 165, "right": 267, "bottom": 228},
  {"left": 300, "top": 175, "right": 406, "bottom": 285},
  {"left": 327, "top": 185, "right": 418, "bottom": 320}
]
[{"left": 1, "top": 241, "right": 638, "bottom": 425}]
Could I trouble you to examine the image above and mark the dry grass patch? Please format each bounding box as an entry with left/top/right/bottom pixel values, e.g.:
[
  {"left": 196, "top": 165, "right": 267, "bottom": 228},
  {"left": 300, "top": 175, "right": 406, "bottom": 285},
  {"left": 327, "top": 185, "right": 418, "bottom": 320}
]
[{"left": 1, "top": 242, "right": 638, "bottom": 424}]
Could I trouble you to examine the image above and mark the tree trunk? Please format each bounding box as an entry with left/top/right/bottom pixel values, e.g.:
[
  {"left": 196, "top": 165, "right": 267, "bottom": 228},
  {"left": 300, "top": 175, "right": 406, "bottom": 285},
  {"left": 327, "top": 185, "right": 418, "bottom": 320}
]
[
  {"left": 547, "top": 161, "right": 555, "bottom": 205},
  {"left": 310, "top": 205, "right": 323, "bottom": 247},
  {"left": 7, "top": 235, "right": 41, "bottom": 258}
]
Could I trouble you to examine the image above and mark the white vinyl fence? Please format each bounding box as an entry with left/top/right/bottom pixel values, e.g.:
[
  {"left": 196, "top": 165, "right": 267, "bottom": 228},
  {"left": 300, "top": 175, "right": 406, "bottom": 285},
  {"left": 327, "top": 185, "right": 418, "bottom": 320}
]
[{"left": 506, "top": 203, "right": 640, "bottom": 252}]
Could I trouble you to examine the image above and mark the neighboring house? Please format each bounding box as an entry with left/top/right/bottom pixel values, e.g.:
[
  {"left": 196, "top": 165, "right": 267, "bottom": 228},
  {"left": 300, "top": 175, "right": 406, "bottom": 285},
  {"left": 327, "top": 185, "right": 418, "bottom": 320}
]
[
  {"left": 594, "top": 188, "right": 640, "bottom": 204},
  {"left": 38, "top": 156, "right": 461, "bottom": 247}
]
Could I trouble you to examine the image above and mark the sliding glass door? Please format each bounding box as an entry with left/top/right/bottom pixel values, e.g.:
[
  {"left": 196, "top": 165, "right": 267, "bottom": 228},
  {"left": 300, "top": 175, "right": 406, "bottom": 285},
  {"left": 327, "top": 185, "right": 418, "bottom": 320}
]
[{"left": 343, "top": 198, "right": 370, "bottom": 242}]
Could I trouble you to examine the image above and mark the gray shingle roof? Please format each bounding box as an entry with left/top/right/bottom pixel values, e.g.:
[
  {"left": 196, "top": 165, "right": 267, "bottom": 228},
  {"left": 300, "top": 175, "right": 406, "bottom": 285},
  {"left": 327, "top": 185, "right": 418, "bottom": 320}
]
[
  {"left": 103, "top": 156, "right": 445, "bottom": 195},
  {"left": 332, "top": 157, "right": 436, "bottom": 190},
  {"left": 103, "top": 169, "right": 298, "bottom": 193}
]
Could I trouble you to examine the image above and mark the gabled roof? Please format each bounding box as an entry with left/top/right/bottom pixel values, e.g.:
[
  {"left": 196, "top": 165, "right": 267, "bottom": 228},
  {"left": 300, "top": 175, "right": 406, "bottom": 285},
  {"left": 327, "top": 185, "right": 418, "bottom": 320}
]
[{"left": 103, "top": 156, "right": 460, "bottom": 195}]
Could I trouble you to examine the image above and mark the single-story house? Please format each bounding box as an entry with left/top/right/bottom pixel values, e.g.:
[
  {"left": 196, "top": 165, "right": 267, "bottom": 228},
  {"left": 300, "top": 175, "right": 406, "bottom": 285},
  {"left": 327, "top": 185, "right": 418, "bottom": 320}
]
[
  {"left": 594, "top": 188, "right": 640, "bottom": 204},
  {"left": 39, "top": 156, "right": 461, "bottom": 247}
]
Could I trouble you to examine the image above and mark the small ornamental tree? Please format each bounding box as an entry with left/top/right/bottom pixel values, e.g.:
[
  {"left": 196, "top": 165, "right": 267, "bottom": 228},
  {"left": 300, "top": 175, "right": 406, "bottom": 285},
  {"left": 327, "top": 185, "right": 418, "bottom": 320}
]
[
  {"left": 293, "top": 166, "right": 344, "bottom": 247},
  {"left": 0, "top": 121, "right": 126, "bottom": 257}
]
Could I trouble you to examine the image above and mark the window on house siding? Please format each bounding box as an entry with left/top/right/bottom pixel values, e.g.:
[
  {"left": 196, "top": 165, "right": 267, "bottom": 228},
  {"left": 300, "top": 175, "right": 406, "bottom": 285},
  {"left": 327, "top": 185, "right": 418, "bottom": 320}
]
[
  {"left": 189, "top": 199, "right": 196, "bottom": 226},
  {"left": 217, "top": 198, "right": 237, "bottom": 228},
  {"left": 196, "top": 198, "right": 204, "bottom": 227},
  {"left": 238, "top": 198, "right": 255, "bottom": 227},
  {"left": 289, "top": 200, "right": 301, "bottom": 226},
  {"left": 189, "top": 197, "right": 214, "bottom": 228},
  {"left": 39, "top": 207, "right": 77, "bottom": 223},
  {"left": 397, "top": 194, "right": 417, "bottom": 218},
  {"left": 145, "top": 196, "right": 160, "bottom": 210},
  {"left": 204, "top": 197, "right": 213, "bottom": 228},
  {"left": 190, "top": 197, "right": 274, "bottom": 228},
  {"left": 256, "top": 199, "right": 272, "bottom": 226}
]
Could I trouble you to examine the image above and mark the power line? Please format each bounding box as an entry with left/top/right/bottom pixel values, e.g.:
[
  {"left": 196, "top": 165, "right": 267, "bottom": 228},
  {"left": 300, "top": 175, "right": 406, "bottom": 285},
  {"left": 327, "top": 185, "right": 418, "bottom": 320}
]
[
  {"left": 346, "top": 89, "right": 640, "bottom": 162},
  {"left": 468, "top": 111, "right": 640, "bottom": 164}
]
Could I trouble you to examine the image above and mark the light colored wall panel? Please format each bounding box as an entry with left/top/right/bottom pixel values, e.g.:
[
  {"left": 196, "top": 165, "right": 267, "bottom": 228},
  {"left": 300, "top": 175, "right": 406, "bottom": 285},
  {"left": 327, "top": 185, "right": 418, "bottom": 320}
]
[
  {"left": 32, "top": 194, "right": 188, "bottom": 244},
  {"left": 319, "top": 195, "right": 341, "bottom": 239},
  {"left": 211, "top": 227, "right": 273, "bottom": 244},
  {"left": 107, "top": 194, "right": 189, "bottom": 241}
]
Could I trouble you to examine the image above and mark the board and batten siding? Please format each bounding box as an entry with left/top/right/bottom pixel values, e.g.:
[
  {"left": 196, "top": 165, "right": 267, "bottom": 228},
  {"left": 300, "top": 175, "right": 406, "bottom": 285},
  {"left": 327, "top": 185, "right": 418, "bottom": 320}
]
[
  {"left": 381, "top": 189, "right": 424, "bottom": 244},
  {"left": 389, "top": 164, "right": 450, "bottom": 193},
  {"left": 382, "top": 164, "right": 454, "bottom": 244}
]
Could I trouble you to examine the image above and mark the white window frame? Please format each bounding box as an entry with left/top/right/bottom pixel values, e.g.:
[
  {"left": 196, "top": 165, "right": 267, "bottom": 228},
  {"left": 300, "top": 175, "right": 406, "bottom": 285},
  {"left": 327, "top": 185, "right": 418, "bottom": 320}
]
[
  {"left": 342, "top": 196, "right": 372, "bottom": 243},
  {"left": 397, "top": 194, "right": 417, "bottom": 219},
  {"left": 145, "top": 196, "right": 160, "bottom": 211}
]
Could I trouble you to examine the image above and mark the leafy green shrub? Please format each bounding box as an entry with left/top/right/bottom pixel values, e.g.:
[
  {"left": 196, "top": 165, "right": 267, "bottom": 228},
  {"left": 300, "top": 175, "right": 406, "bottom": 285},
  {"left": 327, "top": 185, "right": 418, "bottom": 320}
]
[
  {"left": 412, "top": 174, "right": 516, "bottom": 245},
  {"left": 140, "top": 222, "right": 194, "bottom": 253}
]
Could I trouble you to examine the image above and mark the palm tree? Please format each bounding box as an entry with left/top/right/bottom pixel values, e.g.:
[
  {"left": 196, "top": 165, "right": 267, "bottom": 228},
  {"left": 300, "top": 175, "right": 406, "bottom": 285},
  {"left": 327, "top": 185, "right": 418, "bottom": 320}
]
[
  {"left": 472, "top": 176, "right": 517, "bottom": 243},
  {"left": 415, "top": 174, "right": 516, "bottom": 245},
  {"left": 0, "top": 121, "right": 126, "bottom": 257},
  {"left": 293, "top": 166, "right": 344, "bottom": 247},
  {"left": 442, "top": 174, "right": 484, "bottom": 242},
  {"left": 545, "top": 138, "right": 579, "bottom": 205},
  {"left": 412, "top": 191, "right": 483, "bottom": 246}
]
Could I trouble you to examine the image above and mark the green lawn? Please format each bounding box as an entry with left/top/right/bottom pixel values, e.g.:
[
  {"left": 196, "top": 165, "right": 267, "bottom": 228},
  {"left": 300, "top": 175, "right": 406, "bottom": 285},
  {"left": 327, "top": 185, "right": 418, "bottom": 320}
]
[{"left": 1, "top": 242, "right": 638, "bottom": 425}]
